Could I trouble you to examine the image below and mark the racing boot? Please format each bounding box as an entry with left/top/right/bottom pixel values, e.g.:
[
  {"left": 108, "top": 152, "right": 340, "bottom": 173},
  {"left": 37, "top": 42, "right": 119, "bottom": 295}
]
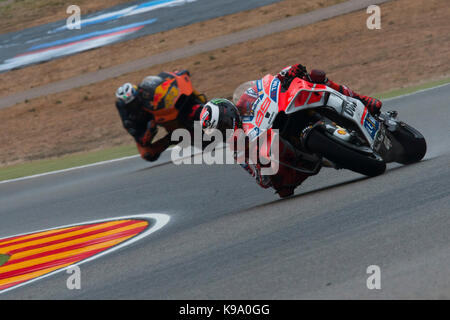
[
  {"left": 270, "top": 138, "right": 310, "bottom": 198},
  {"left": 276, "top": 186, "right": 296, "bottom": 198},
  {"left": 137, "top": 134, "right": 171, "bottom": 162}
]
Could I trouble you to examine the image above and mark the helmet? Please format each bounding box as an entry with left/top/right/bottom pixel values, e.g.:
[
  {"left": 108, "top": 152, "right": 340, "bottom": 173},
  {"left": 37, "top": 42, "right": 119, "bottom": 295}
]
[
  {"left": 138, "top": 75, "right": 179, "bottom": 111},
  {"left": 115, "top": 83, "right": 138, "bottom": 104},
  {"left": 200, "top": 98, "right": 241, "bottom": 135}
]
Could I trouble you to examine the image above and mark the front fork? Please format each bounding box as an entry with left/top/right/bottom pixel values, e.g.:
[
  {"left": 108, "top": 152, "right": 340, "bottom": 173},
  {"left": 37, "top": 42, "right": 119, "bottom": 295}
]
[{"left": 374, "top": 110, "right": 406, "bottom": 163}]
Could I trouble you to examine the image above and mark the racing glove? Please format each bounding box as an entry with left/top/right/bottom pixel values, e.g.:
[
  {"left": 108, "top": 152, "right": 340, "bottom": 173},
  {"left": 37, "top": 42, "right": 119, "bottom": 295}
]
[
  {"left": 123, "top": 119, "right": 139, "bottom": 139},
  {"left": 277, "top": 64, "right": 310, "bottom": 89},
  {"left": 287, "top": 63, "right": 308, "bottom": 79}
]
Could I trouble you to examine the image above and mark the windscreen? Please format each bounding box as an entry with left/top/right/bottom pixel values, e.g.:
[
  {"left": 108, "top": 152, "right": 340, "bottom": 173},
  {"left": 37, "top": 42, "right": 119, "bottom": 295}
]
[{"left": 233, "top": 80, "right": 258, "bottom": 116}]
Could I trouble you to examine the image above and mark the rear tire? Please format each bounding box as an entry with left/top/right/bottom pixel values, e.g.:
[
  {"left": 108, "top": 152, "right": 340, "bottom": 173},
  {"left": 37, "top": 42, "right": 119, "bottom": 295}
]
[{"left": 305, "top": 129, "right": 386, "bottom": 177}]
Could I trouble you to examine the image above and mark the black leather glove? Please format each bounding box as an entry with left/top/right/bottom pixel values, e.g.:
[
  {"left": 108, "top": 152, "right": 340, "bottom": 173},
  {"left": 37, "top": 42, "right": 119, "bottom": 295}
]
[
  {"left": 123, "top": 119, "right": 134, "bottom": 129},
  {"left": 127, "top": 127, "right": 137, "bottom": 137},
  {"left": 123, "top": 119, "right": 138, "bottom": 138}
]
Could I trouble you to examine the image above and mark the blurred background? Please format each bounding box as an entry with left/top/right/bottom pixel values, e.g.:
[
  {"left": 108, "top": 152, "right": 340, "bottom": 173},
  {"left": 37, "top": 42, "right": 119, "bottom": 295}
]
[{"left": 0, "top": 0, "right": 448, "bottom": 170}]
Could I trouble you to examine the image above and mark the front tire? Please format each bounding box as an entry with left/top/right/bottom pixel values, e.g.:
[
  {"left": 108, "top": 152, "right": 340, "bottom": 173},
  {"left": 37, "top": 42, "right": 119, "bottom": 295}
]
[
  {"left": 305, "top": 129, "right": 386, "bottom": 177},
  {"left": 390, "top": 122, "right": 427, "bottom": 165}
]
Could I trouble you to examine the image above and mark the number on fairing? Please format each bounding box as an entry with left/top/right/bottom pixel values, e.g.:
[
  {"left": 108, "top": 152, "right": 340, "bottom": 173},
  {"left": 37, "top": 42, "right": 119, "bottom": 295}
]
[{"left": 255, "top": 97, "right": 271, "bottom": 127}]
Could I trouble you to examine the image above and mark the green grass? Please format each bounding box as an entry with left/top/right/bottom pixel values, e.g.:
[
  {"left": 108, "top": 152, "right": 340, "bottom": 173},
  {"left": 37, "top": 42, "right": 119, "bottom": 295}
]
[
  {"left": 0, "top": 77, "right": 449, "bottom": 182},
  {"left": 0, "top": 144, "right": 138, "bottom": 181},
  {"left": 375, "top": 77, "right": 450, "bottom": 100},
  {"left": 0, "top": 254, "right": 10, "bottom": 267}
]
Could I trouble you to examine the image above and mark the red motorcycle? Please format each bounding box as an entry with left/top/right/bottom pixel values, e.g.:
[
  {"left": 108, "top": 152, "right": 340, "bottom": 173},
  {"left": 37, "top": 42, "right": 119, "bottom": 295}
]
[{"left": 235, "top": 74, "right": 427, "bottom": 179}]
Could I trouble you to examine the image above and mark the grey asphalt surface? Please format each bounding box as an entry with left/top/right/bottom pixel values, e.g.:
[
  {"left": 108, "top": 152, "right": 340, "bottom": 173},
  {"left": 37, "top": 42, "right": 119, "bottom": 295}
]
[
  {"left": 0, "top": 0, "right": 391, "bottom": 109},
  {"left": 0, "top": 84, "right": 449, "bottom": 299},
  {"left": 0, "top": 0, "right": 281, "bottom": 72}
]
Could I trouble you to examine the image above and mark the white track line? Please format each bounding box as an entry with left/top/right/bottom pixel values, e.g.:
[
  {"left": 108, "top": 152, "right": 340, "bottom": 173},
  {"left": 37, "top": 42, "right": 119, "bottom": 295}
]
[
  {"left": 1, "top": 83, "right": 448, "bottom": 185},
  {"left": 0, "top": 154, "right": 140, "bottom": 185},
  {"left": 0, "top": 145, "right": 209, "bottom": 185},
  {"left": 0, "top": 213, "right": 171, "bottom": 295},
  {"left": 384, "top": 82, "right": 450, "bottom": 101}
]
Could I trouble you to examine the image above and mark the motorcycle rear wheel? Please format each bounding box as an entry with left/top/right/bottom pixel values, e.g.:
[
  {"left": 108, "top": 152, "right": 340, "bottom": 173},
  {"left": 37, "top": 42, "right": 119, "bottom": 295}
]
[{"left": 305, "top": 129, "right": 386, "bottom": 177}]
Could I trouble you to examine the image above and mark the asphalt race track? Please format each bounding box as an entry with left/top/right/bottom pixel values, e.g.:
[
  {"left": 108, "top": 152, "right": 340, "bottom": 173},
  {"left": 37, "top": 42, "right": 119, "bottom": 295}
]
[
  {"left": 0, "top": 0, "right": 391, "bottom": 110},
  {"left": 0, "top": 84, "right": 449, "bottom": 299},
  {"left": 0, "top": 0, "right": 281, "bottom": 72}
]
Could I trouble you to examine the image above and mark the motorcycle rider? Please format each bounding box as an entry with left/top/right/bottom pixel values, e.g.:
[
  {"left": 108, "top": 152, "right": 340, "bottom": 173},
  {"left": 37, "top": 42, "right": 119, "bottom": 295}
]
[
  {"left": 115, "top": 70, "right": 207, "bottom": 162},
  {"left": 200, "top": 64, "right": 383, "bottom": 197},
  {"left": 279, "top": 64, "right": 382, "bottom": 115}
]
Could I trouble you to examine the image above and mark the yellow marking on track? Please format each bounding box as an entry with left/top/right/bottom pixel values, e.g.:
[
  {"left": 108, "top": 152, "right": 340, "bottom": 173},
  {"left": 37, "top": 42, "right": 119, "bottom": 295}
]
[
  {"left": 0, "top": 220, "right": 133, "bottom": 253},
  {"left": 0, "top": 235, "right": 134, "bottom": 286},
  {"left": 6, "top": 221, "right": 148, "bottom": 260},
  {"left": 0, "top": 262, "right": 76, "bottom": 290},
  {"left": 0, "top": 219, "right": 150, "bottom": 292},
  {"left": 0, "top": 235, "right": 134, "bottom": 274},
  {"left": 0, "top": 225, "right": 82, "bottom": 246}
]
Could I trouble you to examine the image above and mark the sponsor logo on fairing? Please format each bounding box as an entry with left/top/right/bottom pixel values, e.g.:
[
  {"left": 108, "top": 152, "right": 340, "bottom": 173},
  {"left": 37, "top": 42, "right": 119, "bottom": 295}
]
[
  {"left": 270, "top": 78, "right": 280, "bottom": 102},
  {"left": 246, "top": 87, "right": 258, "bottom": 99},
  {"left": 343, "top": 101, "right": 357, "bottom": 117},
  {"left": 256, "top": 80, "right": 264, "bottom": 98},
  {"left": 242, "top": 115, "right": 254, "bottom": 122},
  {"left": 251, "top": 97, "right": 262, "bottom": 114},
  {"left": 248, "top": 127, "right": 260, "bottom": 140},
  {"left": 363, "top": 113, "right": 380, "bottom": 139},
  {"left": 267, "top": 112, "right": 275, "bottom": 125}
]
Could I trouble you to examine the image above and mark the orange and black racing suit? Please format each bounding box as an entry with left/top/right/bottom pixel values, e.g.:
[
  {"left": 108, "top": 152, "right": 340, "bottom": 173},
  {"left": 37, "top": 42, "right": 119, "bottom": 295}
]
[{"left": 115, "top": 70, "right": 206, "bottom": 162}]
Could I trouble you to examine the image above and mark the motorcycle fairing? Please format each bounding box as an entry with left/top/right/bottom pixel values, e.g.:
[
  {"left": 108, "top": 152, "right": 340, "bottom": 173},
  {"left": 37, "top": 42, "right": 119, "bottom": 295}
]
[
  {"left": 243, "top": 74, "right": 382, "bottom": 147},
  {"left": 243, "top": 75, "right": 280, "bottom": 141},
  {"left": 283, "top": 79, "right": 382, "bottom": 147},
  {"left": 282, "top": 78, "right": 328, "bottom": 113},
  {"left": 323, "top": 90, "right": 381, "bottom": 146}
]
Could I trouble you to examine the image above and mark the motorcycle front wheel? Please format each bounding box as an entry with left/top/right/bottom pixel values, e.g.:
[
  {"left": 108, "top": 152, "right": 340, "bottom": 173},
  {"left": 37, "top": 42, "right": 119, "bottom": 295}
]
[{"left": 390, "top": 122, "right": 427, "bottom": 165}]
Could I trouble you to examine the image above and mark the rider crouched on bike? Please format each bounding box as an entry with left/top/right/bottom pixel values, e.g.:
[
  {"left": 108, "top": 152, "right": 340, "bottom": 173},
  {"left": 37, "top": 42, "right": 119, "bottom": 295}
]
[
  {"left": 200, "top": 64, "right": 383, "bottom": 198},
  {"left": 115, "top": 70, "right": 207, "bottom": 162},
  {"left": 279, "top": 64, "right": 382, "bottom": 115}
]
